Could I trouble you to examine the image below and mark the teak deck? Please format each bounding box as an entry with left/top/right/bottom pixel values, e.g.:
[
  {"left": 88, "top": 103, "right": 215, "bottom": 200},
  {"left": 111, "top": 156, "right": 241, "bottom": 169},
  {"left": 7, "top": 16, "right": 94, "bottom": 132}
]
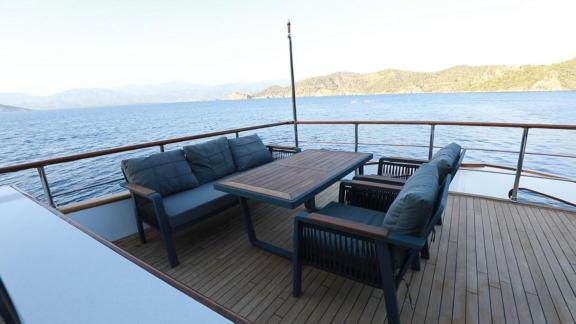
[{"left": 116, "top": 184, "right": 576, "bottom": 323}]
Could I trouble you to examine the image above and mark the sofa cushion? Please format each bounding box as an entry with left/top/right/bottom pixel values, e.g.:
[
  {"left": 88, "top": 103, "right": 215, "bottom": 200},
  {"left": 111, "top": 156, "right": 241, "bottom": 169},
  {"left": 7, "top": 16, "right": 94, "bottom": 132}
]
[
  {"left": 121, "top": 150, "right": 199, "bottom": 197},
  {"left": 228, "top": 134, "right": 273, "bottom": 171},
  {"left": 382, "top": 163, "right": 439, "bottom": 235},
  {"left": 163, "top": 179, "right": 237, "bottom": 227},
  {"left": 319, "top": 202, "right": 386, "bottom": 227},
  {"left": 430, "top": 143, "right": 461, "bottom": 180},
  {"left": 183, "top": 137, "right": 236, "bottom": 184}
]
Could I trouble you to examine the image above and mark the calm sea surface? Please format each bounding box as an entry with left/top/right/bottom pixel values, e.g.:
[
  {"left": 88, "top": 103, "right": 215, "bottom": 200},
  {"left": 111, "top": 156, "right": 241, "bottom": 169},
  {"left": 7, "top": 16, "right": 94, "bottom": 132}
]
[{"left": 1, "top": 91, "right": 575, "bottom": 206}]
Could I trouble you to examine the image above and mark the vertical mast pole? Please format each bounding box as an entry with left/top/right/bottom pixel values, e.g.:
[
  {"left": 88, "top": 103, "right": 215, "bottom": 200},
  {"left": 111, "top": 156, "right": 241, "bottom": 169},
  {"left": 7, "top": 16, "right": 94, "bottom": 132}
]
[{"left": 288, "top": 20, "right": 299, "bottom": 147}]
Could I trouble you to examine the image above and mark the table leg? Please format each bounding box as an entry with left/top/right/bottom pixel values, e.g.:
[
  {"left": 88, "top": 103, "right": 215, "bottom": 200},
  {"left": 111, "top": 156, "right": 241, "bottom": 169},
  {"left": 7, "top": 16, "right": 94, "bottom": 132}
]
[
  {"left": 238, "top": 197, "right": 293, "bottom": 259},
  {"left": 304, "top": 197, "right": 317, "bottom": 212}
]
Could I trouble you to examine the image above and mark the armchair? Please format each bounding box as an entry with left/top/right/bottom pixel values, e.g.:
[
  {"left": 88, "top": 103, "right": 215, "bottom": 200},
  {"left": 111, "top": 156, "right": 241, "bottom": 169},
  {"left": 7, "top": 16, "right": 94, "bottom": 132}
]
[{"left": 293, "top": 171, "right": 451, "bottom": 324}]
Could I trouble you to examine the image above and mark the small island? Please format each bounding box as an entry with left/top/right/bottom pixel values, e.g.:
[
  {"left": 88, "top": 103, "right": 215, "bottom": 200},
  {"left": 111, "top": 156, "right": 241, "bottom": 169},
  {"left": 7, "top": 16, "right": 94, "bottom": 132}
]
[
  {"left": 225, "top": 92, "right": 253, "bottom": 100},
  {"left": 0, "top": 104, "right": 31, "bottom": 112}
]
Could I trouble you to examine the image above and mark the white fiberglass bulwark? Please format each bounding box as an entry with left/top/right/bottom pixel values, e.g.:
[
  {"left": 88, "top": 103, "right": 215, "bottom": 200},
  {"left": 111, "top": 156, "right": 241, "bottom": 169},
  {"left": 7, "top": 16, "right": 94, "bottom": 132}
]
[{"left": 0, "top": 186, "right": 231, "bottom": 324}]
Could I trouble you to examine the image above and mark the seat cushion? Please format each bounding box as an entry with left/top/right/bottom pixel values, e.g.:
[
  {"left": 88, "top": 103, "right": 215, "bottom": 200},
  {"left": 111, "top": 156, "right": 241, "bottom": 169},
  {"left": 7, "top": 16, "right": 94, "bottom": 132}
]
[
  {"left": 430, "top": 143, "right": 461, "bottom": 180},
  {"left": 183, "top": 137, "right": 236, "bottom": 184},
  {"left": 121, "top": 150, "right": 199, "bottom": 197},
  {"left": 319, "top": 202, "right": 387, "bottom": 227},
  {"left": 163, "top": 179, "right": 237, "bottom": 227},
  {"left": 382, "top": 163, "right": 439, "bottom": 235},
  {"left": 228, "top": 134, "right": 273, "bottom": 171}
]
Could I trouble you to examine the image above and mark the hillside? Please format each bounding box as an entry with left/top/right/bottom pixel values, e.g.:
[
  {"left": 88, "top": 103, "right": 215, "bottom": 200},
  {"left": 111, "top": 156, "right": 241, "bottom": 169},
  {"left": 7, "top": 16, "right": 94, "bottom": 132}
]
[
  {"left": 255, "top": 58, "right": 576, "bottom": 98},
  {"left": 0, "top": 104, "right": 30, "bottom": 112}
]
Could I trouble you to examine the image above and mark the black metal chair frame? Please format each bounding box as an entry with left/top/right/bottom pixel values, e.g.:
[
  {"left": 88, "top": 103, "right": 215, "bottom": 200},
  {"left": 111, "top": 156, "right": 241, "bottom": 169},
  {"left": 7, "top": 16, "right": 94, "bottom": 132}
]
[
  {"left": 122, "top": 145, "right": 300, "bottom": 267},
  {"left": 375, "top": 148, "right": 466, "bottom": 181},
  {"left": 293, "top": 174, "right": 451, "bottom": 324}
]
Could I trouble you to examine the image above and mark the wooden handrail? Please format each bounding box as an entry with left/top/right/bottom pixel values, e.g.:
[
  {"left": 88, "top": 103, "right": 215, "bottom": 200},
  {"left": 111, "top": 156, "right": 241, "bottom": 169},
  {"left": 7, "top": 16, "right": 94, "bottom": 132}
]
[
  {"left": 2, "top": 119, "right": 575, "bottom": 175},
  {"left": 296, "top": 120, "right": 576, "bottom": 130},
  {"left": 0, "top": 121, "right": 292, "bottom": 174}
]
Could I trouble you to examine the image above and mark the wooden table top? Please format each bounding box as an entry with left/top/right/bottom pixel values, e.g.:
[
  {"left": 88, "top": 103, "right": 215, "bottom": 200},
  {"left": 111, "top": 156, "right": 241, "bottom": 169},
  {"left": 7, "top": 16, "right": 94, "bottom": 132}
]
[{"left": 215, "top": 149, "right": 372, "bottom": 208}]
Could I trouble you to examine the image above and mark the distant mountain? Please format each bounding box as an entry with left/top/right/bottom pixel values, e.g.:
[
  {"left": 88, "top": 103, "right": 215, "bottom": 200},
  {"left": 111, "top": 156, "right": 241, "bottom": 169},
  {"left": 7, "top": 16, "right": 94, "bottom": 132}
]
[
  {"left": 0, "top": 104, "right": 30, "bottom": 112},
  {"left": 255, "top": 58, "right": 576, "bottom": 98},
  {"left": 0, "top": 81, "right": 285, "bottom": 109}
]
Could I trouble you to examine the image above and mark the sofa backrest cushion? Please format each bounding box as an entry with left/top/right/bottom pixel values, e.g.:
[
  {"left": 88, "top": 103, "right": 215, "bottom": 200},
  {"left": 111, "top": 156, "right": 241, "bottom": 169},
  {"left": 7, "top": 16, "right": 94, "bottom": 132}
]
[
  {"left": 430, "top": 142, "right": 461, "bottom": 181},
  {"left": 382, "top": 163, "right": 439, "bottom": 235},
  {"left": 228, "top": 134, "right": 273, "bottom": 171},
  {"left": 183, "top": 137, "right": 236, "bottom": 184},
  {"left": 121, "top": 150, "right": 199, "bottom": 197}
]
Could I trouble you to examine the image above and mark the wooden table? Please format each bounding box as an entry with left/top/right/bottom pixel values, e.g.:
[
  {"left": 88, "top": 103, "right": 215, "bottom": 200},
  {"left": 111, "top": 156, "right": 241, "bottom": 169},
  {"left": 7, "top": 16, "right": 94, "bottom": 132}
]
[{"left": 215, "top": 149, "right": 372, "bottom": 258}]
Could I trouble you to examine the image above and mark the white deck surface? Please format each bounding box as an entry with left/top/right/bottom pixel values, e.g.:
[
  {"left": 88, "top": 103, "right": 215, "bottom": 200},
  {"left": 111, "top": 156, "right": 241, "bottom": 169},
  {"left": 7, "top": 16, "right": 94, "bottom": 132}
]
[
  {"left": 451, "top": 168, "right": 576, "bottom": 204},
  {"left": 0, "top": 186, "right": 230, "bottom": 324}
]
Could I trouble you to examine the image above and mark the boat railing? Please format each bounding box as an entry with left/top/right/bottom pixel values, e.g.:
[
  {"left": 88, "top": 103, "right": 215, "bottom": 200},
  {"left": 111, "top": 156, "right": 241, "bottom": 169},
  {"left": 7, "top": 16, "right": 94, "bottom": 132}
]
[
  {"left": 295, "top": 120, "right": 576, "bottom": 202},
  {"left": 0, "top": 120, "right": 575, "bottom": 209},
  {"left": 0, "top": 121, "right": 291, "bottom": 207}
]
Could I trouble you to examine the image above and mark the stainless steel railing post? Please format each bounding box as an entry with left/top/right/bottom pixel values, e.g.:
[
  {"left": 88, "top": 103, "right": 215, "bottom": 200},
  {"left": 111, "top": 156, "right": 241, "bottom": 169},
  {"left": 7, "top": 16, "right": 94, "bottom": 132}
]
[
  {"left": 428, "top": 125, "right": 436, "bottom": 160},
  {"left": 37, "top": 166, "right": 55, "bottom": 207},
  {"left": 354, "top": 123, "right": 360, "bottom": 175},
  {"left": 354, "top": 124, "right": 359, "bottom": 152},
  {"left": 511, "top": 128, "right": 529, "bottom": 201},
  {"left": 159, "top": 144, "right": 165, "bottom": 152},
  {"left": 235, "top": 131, "right": 239, "bottom": 138}
]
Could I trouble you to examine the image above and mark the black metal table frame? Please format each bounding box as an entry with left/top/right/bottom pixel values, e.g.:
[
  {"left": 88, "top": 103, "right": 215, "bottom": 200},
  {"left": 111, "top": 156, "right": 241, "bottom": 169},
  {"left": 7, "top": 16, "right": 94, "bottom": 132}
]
[{"left": 215, "top": 151, "right": 372, "bottom": 259}]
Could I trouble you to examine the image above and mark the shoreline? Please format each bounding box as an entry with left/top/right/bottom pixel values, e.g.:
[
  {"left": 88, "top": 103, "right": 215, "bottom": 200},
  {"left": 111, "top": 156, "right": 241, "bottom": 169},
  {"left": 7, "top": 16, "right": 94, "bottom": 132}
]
[{"left": 4, "top": 89, "right": 576, "bottom": 111}]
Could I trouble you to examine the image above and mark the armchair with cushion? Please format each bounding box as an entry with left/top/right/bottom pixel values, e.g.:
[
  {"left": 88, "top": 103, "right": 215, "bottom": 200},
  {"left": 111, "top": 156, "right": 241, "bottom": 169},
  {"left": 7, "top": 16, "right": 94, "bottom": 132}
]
[
  {"left": 293, "top": 163, "right": 451, "bottom": 324},
  {"left": 356, "top": 142, "right": 465, "bottom": 186}
]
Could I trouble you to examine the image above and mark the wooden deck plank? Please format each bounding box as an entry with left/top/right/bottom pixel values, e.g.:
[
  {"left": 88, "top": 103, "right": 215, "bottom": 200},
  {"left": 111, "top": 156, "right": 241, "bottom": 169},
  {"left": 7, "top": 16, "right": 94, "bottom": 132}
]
[
  {"left": 114, "top": 187, "right": 576, "bottom": 323},
  {"left": 438, "top": 194, "right": 459, "bottom": 324},
  {"left": 343, "top": 285, "right": 375, "bottom": 323},
  {"left": 508, "top": 204, "right": 563, "bottom": 323},
  {"left": 491, "top": 204, "right": 532, "bottom": 323},
  {"left": 519, "top": 204, "right": 576, "bottom": 322},
  {"left": 452, "top": 195, "right": 469, "bottom": 323},
  {"left": 550, "top": 210, "right": 576, "bottom": 272},
  {"left": 498, "top": 201, "right": 545, "bottom": 323},
  {"left": 304, "top": 276, "right": 347, "bottom": 323},
  {"left": 533, "top": 208, "right": 576, "bottom": 292},
  {"left": 482, "top": 200, "right": 507, "bottom": 323},
  {"left": 424, "top": 187, "right": 455, "bottom": 323}
]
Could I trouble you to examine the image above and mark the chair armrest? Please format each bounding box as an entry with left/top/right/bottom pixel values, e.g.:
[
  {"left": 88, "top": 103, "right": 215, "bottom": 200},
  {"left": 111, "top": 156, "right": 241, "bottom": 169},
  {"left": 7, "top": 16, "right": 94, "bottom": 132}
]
[
  {"left": 121, "top": 182, "right": 159, "bottom": 199},
  {"left": 296, "top": 213, "right": 426, "bottom": 250},
  {"left": 267, "top": 145, "right": 301, "bottom": 160},
  {"left": 379, "top": 157, "right": 428, "bottom": 165},
  {"left": 353, "top": 175, "right": 407, "bottom": 186},
  {"left": 341, "top": 179, "right": 403, "bottom": 191},
  {"left": 296, "top": 212, "right": 389, "bottom": 241},
  {"left": 339, "top": 180, "right": 403, "bottom": 200},
  {"left": 267, "top": 144, "right": 301, "bottom": 152}
]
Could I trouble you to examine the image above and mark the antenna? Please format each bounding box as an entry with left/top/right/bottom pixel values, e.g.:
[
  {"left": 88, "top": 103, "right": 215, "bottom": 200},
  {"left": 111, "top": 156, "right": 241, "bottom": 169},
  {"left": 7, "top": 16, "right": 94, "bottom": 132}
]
[{"left": 287, "top": 20, "right": 299, "bottom": 147}]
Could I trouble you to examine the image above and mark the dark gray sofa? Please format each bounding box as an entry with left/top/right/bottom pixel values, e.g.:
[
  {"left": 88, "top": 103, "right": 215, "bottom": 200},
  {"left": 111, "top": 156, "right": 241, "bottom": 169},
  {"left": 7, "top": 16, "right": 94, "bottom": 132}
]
[{"left": 121, "top": 134, "right": 300, "bottom": 267}]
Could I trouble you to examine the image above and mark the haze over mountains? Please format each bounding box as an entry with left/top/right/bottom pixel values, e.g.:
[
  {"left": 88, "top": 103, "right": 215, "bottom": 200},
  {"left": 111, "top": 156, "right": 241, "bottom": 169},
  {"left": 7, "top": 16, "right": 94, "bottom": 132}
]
[
  {"left": 0, "top": 104, "right": 30, "bottom": 112},
  {"left": 0, "top": 81, "right": 284, "bottom": 110},
  {"left": 1, "top": 58, "right": 575, "bottom": 109}
]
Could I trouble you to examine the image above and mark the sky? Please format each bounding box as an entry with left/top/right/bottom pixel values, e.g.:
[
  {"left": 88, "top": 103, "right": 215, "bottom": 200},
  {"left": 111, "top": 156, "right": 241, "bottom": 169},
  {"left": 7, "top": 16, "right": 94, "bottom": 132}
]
[{"left": 1, "top": 0, "right": 575, "bottom": 95}]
